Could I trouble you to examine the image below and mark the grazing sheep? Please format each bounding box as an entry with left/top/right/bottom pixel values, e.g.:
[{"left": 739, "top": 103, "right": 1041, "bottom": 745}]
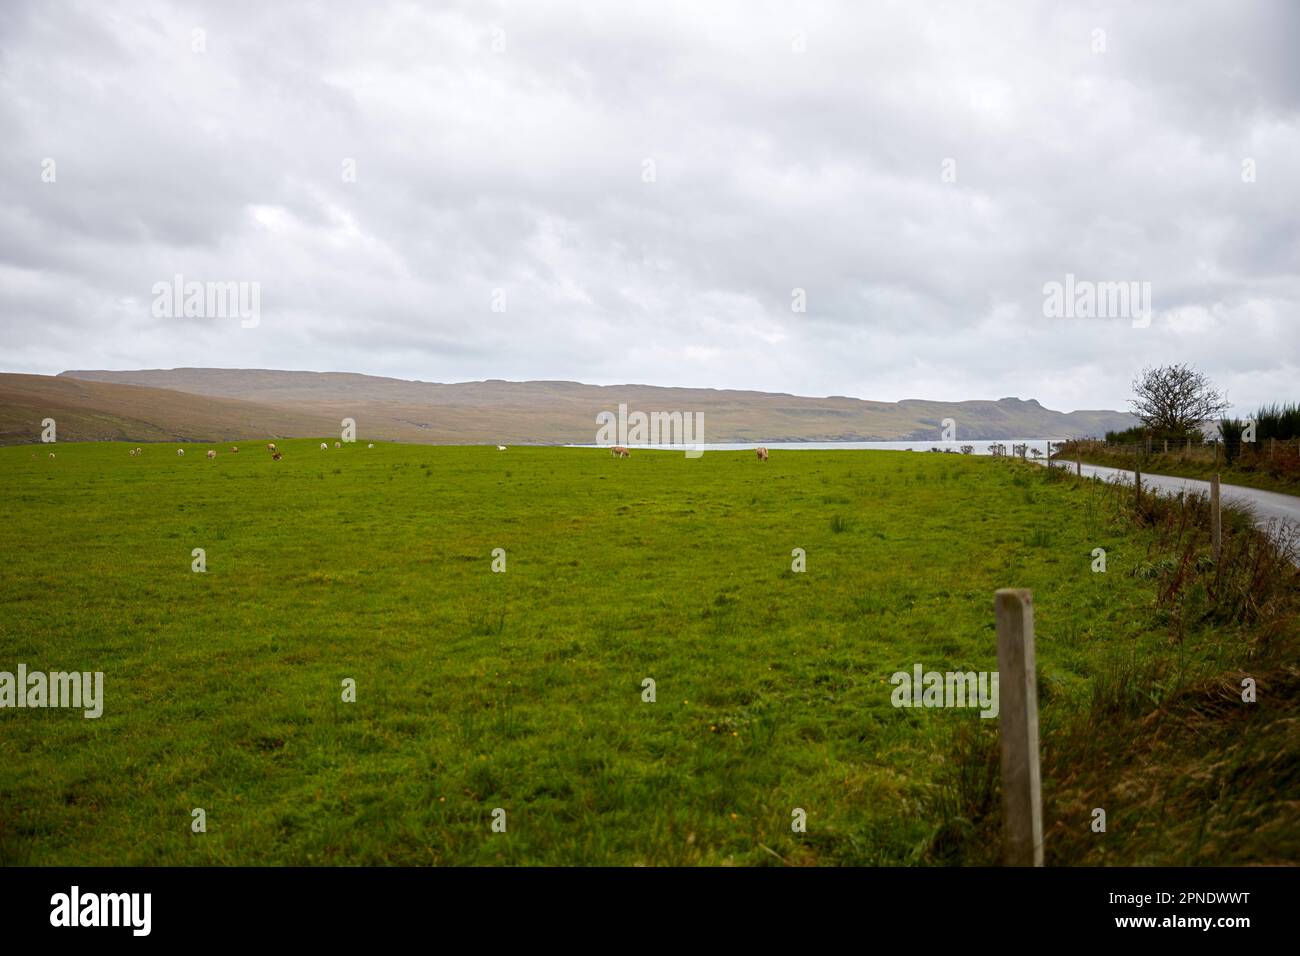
[
  {"left": 230, "top": 446, "right": 239, "bottom": 453},
  {"left": 48, "top": 452, "right": 55, "bottom": 459},
  {"left": 136, "top": 448, "right": 142, "bottom": 454},
  {"left": 497, "top": 445, "right": 507, "bottom": 451},
  {"left": 272, "top": 452, "right": 282, "bottom": 461},
  {"left": 177, "top": 449, "right": 185, "bottom": 457},
  {"left": 206, "top": 450, "right": 216, "bottom": 459},
  {"left": 610, "top": 445, "right": 630, "bottom": 458},
  {"left": 756, "top": 447, "right": 769, "bottom": 462},
  {"left": 320, "top": 442, "right": 328, "bottom": 450},
  {"left": 367, "top": 443, "right": 374, "bottom": 449},
  {"left": 267, "top": 443, "right": 277, "bottom": 452},
  {"left": 334, "top": 441, "right": 341, "bottom": 448}
]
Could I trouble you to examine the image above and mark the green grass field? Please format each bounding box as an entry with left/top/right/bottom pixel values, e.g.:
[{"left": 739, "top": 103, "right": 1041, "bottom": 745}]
[{"left": 1, "top": 441, "right": 1294, "bottom": 865}]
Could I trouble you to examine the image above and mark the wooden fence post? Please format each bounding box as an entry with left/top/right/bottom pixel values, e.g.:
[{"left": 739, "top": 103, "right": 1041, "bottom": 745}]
[
  {"left": 1211, "top": 473, "right": 1222, "bottom": 561},
  {"left": 1135, "top": 464, "right": 1142, "bottom": 507},
  {"left": 995, "top": 589, "right": 1043, "bottom": 867}
]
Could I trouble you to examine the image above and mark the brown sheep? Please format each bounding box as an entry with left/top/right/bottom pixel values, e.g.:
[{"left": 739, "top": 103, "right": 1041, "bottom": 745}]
[
  {"left": 756, "top": 447, "right": 769, "bottom": 461},
  {"left": 610, "top": 446, "right": 630, "bottom": 458}
]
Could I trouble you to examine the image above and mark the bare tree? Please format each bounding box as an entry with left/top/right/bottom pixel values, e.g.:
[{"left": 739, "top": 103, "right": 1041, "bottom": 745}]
[{"left": 1128, "top": 364, "right": 1228, "bottom": 436}]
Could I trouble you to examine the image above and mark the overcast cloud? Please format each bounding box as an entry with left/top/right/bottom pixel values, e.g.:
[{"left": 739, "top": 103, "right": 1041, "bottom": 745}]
[{"left": 1, "top": 0, "right": 1297, "bottom": 411}]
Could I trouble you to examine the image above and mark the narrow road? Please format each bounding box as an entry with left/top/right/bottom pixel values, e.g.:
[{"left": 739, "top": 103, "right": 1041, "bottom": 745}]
[{"left": 1048, "top": 459, "right": 1300, "bottom": 528}]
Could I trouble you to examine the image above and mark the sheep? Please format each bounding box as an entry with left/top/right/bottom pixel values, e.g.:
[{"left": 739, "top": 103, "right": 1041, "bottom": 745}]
[
  {"left": 756, "top": 447, "right": 769, "bottom": 462},
  {"left": 136, "top": 448, "right": 142, "bottom": 454},
  {"left": 206, "top": 450, "right": 217, "bottom": 459},
  {"left": 272, "top": 452, "right": 282, "bottom": 461},
  {"left": 230, "top": 446, "right": 239, "bottom": 453},
  {"left": 177, "top": 449, "right": 185, "bottom": 457},
  {"left": 367, "top": 443, "right": 374, "bottom": 449},
  {"left": 267, "top": 443, "right": 277, "bottom": 452},
  {"left": 610, "top": 446, "right": 630, "bottom": 458},
  {"left": 334, "top": 441, "right": 341, "bottom": 449},
  {"left": 48, "top": 452, "right": 55, "bottom": 459},
  {"left": 320, "top": 442, "right": 328, "bottom": 450},
  {"left": 497, "top": 445, "right": 507, "bottom": 451}
]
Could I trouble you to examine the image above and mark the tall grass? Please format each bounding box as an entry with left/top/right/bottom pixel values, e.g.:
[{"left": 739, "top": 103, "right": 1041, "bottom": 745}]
[
  {"left": 1218, "top": 416, "right": 1248, "bottom": 464},
  {"left": 929, "top": 460, "right": 1300, "bottom": 865},
  {"left": 1254, "top": 402, "right": 1300, "bottom": 441}
]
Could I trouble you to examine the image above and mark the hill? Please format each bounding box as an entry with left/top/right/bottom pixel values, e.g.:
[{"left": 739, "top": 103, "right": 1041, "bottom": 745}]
[
  {"left": 18, "top": 368, "right": 1140, "bottom": 444},
  {"left": 0, "top": 374, "right": 338, "bottom": 444}
]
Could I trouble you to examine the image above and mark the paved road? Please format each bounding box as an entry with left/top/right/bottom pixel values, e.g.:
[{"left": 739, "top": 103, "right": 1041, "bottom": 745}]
[{"left": 1047, "top": 459, "right": 1300, "bottom": 529}]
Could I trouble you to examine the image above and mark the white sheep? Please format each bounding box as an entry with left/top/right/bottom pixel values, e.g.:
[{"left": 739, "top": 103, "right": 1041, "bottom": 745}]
[
  {"left": 367, "top": 443, "right": 374, "bottom": 449},
  {"left": 321, "top": 442, "right": 328, "bottom": 450},
  {"left": 497, "top": 445, "right": 507, "bottom": 451},
  {"left": 177, "top": 449, "right": 185, "bottom": 456},
  {"left": 334, "top": 441, "right": 341, "bottom": 449},
  {"left": 206, "top": 450, "right": 216, "bottom": 459}
]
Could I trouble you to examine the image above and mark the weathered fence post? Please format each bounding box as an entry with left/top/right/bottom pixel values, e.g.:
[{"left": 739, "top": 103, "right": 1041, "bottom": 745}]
[
  {"left": 1134, "top": 463, "right": 1142, "bottom": 507},
  {"left": 1211, "top": 473, "right": 1221, "bottom": 561},
  {"left": 1075, "top": 457, "right": 1081, "bottom": 479},
  {"left": 995, "top": 589, "right": 1043, "bottom": 867}
]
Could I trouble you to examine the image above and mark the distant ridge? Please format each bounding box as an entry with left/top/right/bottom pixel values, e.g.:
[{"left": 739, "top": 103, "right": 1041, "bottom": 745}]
[{"left": 0, "top": 368, "right": 1137, "bottom": 444}]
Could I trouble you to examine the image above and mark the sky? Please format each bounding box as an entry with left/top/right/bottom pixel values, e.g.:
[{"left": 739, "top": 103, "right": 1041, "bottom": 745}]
[{"left": 1, "top": 0, "right": 1297, "bottom": 413}]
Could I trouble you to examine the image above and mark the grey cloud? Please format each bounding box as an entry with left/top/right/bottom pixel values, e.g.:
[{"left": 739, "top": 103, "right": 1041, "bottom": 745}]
[{"left": 0, "top": 0, "right": 1296, "bottom": 411}]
